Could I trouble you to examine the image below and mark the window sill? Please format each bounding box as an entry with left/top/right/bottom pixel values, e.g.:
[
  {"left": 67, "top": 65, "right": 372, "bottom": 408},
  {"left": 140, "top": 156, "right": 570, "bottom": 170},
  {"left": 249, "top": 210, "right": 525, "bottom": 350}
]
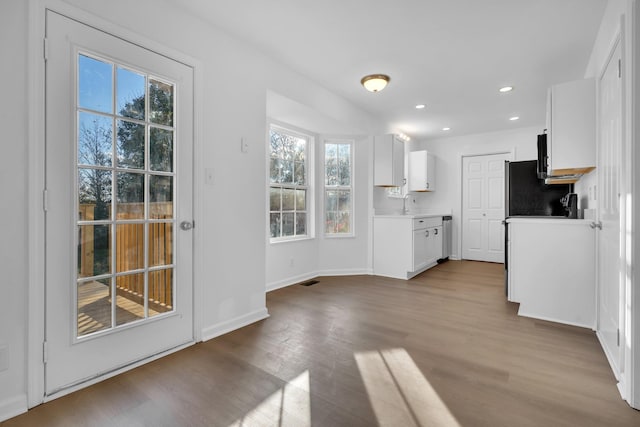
[{"left": 269, "top": 235, "right": 315, "bottom": 245}]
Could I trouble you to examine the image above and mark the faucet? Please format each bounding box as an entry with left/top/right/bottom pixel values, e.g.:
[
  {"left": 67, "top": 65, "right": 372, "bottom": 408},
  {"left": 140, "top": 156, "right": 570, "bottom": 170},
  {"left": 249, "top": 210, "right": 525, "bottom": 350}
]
[{"left": 402, "top": 194, "right": 410, "bottom": 214}]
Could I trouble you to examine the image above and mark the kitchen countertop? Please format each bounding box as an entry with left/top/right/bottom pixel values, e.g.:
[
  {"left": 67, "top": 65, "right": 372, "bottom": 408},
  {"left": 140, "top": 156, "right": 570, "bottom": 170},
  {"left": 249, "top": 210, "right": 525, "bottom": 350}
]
[
  {"left": 506, "top": 217, "right": 589, "bottom": 225},
  {"left": 374, "top": 211, "right": 450, "bottom": 219}
]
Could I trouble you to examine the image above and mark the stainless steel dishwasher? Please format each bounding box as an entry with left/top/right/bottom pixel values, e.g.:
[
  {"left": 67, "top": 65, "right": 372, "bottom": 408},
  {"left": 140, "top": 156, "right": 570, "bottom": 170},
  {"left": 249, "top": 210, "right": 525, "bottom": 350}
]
[{"left": 438, "top": 215, "right": 453, "bottom": 262}]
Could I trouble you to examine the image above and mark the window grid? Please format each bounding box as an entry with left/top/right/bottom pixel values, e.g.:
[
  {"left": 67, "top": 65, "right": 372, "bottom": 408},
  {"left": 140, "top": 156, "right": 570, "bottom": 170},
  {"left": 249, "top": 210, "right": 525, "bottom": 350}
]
[
  {"left": 324, "top": 141, "right": 353, "bottom": 236},
  {"left": 269, "top": 126, "right": 310, "bottom": 241}
]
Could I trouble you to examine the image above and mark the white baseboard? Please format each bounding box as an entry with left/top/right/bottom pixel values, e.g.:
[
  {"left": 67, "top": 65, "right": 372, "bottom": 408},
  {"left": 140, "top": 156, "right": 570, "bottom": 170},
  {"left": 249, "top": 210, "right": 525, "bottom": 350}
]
[
  {"left": 596, "top": 330, "right": 623, "bottom": 381},
  {"left": 0, "top": 394, "right": 28, "bottom": 423},
  {"left": 201, "top": 308, "right": 270, "bottom": 342},
  {"left": 266, "top": 269, "right": 372, "bottom": 293},
  {"left": 517, "top": 309, "right": 594, "bottom": 330},
  {"left": 266, "top": 272, "right": 318, "bottom": 292}
]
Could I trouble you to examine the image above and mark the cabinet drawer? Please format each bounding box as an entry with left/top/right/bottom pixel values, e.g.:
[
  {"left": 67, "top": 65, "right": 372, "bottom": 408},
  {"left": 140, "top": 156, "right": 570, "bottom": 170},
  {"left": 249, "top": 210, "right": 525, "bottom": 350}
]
[{"left": 413, "top": 217, "right": 442, "bottom": 230}]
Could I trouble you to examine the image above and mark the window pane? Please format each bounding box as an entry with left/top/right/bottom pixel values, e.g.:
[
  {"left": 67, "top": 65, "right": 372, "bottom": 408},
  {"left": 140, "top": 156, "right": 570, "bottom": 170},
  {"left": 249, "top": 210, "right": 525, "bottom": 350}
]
[
  {"left": 116, "top": 67, "right": 145, "bottom": 120},
  {"left": 270, "top": 213, "right": 281, "bottom": 238},
  {"left": 325, "top": 143, "right": 337, "bottom": 186},
  {"left": 116, "top": 273, "right": 145, "bottom": 326},
  {"left": 78, "top": 112, "right": 113, "bottom": 167},
  {"left": 150, "top": 175, "right": 173, "bottom": 219},
  {"left": 282, "top": 213, "right": 295, "bottom": 236},
  {"left": 116, "top": 223, "right": 144, "bottom": 272},
  {"left": 294, "top": 161, "right": 306, "bottom": 185},
  {"left": 116, "top": 172, "right": 144, "bottom": 219},
  {"left": 270, "top": 187, "right": 281, "bottom": 211},
  {"left": 281, "top": 160, "right": 293, "bottom": 184},
  {"left": 149, "top": 269, "right": 173, "bottom": 316},
  {"left": 296, "top": 213, "right": 306, "bottom": 235},
  {"left": 338, "top": 190, "right": 351, "bottom": 211},
  {"left": 282, "top": 188, "right": 295, "bottom": 211},
  {"left": 78, "top": 224, "right": 111, "bottom": 278},
  {"left": 77, "top": 277, "right": 111, "bottom": 336},
  {"left": 325, "top": 212, "right": 336, "bottom": 234},
  {"left": 150, "top": 127, "right": 173, "bottom": 172},
  {"left": 149, "top": 79, "right": 173, "bottom": 126},
  {"left": 337, "top": 211, "right": 351, "bottom": 233},
  {"left": 295, "top": 189, "right": 306, "bottom": 210},
  {"left": 149, "top": 222, "right": 173, "bottom": 267},
  {"left": 270, "top": 158, "right": 282, "bottom": 183},
  {"left": 326, "top": 190, "right": 337, "bottom": 212},
  {"left": 117, "top": 119, "right": 145, "bottom": 169},
  {"left": 78, "top": 55, "right": 113, "bottom": 114},
  {"left": 79, "top": 168, "right": 112, "bottom": 221},
  {"left": 339, "top": 144, "right": 351, "bottom": 186}
]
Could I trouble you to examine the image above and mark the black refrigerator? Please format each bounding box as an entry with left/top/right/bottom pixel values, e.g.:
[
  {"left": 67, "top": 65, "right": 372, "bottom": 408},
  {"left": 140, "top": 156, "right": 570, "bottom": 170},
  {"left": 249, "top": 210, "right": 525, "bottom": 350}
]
[
  {"left": 505, "top": 160, "right": 572, "bottom": 217},
  {"left": 503, "top": 160, "right": 573, "bottom": 295}
]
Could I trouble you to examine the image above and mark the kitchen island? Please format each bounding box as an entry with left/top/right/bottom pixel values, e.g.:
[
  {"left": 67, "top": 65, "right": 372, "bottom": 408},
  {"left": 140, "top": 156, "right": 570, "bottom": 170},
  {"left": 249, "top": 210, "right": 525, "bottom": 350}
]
[
  {"left": 373, "top": 212, "right": 450, "bottom": 280},
  {"left": 507, "top": 217, "right": 595, "bottom": 328}
]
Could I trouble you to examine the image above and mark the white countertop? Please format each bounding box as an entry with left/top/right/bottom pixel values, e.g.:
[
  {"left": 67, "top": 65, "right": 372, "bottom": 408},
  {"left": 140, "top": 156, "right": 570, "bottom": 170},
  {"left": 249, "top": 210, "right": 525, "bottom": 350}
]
[
  {"left": 374, "top": 211, "right": 450, "bottom": 219},
  {"left": 506, "top": 217, "right": 590, "bottom": 225}
]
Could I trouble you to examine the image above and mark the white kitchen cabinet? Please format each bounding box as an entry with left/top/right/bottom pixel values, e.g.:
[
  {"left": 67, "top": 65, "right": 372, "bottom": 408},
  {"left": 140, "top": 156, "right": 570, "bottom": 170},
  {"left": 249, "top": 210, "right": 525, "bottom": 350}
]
[
  {"left": 507, "top": 218, "right": 595, "bottom": 328},
  {"left": 408, "top": 150, "right": 436, "bottom": 192},
  {"left": 374, "top": 134, "right": 405, "bottom": 187},
  {"left": 546, "top": 78, "right": 596, "bottom": 178},
  {"left": 373, "top": 215, "right": 443, "bottom": 279}
]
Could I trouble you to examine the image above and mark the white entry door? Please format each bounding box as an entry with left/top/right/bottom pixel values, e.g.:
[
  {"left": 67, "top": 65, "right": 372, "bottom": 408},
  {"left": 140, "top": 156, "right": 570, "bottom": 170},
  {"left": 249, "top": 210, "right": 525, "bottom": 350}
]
[
  {"left": 462, "top": 153, "right": 509, "bottom": 263},
  {"left": 597, "top": 39, "right": 623, "bottom": 374},
  {"left": 45, "top": 10, "right": 194, "bottom": 396}
]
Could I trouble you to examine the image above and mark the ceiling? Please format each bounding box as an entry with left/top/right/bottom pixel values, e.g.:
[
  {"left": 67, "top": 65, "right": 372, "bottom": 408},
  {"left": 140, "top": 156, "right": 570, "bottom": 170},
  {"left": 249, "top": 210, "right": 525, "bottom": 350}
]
[{"left": 180, "top": 0, "right": 607, "bottom": 140}]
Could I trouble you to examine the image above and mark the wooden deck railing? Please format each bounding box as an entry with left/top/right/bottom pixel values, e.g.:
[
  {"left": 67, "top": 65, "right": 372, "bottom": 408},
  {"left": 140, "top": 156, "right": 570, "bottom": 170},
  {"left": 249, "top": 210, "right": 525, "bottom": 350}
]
[{"left": 79, "top": 203, "right": 173, "bottom": 310}]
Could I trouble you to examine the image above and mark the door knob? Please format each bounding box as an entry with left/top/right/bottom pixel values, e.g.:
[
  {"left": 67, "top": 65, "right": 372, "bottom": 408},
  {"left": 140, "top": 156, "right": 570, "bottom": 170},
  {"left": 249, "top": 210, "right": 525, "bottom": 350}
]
[{"left": 180, "top": 221, "right": 194, "bottom": 231}]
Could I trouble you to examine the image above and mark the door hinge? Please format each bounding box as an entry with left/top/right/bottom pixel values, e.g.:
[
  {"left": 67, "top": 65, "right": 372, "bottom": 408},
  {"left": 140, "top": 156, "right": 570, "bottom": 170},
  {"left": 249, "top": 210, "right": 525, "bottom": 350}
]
[
  {"left": 43, "top": 341, "right": 48, "bottom": 363},
  {"left": 43, "top": 38, "right": 49, "bottom": 62},
  {"left": 43, "top": 189, "right": 48, "bottom": 212}
]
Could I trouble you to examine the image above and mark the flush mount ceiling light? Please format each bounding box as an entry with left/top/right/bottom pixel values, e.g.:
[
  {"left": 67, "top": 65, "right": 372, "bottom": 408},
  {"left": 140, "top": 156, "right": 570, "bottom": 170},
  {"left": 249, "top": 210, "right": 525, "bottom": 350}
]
[
  {"left": 361, "top": 74, "right": 390, "bottom": 92},
  {"left": 499, "top": 86, "right": 514, "bottom": 93}
]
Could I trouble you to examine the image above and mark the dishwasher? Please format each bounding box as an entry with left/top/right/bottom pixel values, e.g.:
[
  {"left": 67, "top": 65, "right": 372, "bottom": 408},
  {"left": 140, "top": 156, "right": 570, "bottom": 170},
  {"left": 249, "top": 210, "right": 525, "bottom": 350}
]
[{"left": 438, "top": 215, "right": 453, "bottom": 262}]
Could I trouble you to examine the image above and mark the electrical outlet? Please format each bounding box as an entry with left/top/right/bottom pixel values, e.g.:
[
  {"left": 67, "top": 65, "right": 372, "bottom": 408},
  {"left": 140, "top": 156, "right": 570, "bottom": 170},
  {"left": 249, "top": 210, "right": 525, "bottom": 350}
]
[
  {"left": 0, "top": 344, "right": 8, "bottom": 373},
  {"left": 240, "top": 137, "right": 249, "bottom": 153}
]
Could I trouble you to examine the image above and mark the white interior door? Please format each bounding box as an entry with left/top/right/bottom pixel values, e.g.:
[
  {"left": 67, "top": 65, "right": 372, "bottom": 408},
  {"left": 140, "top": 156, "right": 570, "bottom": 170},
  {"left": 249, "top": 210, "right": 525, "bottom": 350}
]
[
  {"left": 462, "top": 153, "right": 508, "bottom": 263},
  {"left": 45, "top": 10, "right": 194, "bottom": 396},
  {"left": 597, "top": 39, "right": 623, "bottom": 374}
]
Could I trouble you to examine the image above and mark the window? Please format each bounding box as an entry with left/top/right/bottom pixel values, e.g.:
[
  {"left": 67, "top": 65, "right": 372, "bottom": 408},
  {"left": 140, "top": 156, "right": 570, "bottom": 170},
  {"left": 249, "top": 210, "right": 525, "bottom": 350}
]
[
  {"left": 269, "top": 126, "right": 311, "bottom": 240},
  {"left": 324, "top": 140, "right": 353, "bottom": 236}
]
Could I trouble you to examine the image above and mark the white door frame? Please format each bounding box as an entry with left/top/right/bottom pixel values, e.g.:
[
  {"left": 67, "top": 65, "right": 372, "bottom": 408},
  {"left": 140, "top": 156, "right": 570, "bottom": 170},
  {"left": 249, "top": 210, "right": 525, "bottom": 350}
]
[
  {"left": 27, "top": 0, "right": 203, "bottom": 407},
  {"left": 458, "top": 149, "right": 514, "bottom": 262}
]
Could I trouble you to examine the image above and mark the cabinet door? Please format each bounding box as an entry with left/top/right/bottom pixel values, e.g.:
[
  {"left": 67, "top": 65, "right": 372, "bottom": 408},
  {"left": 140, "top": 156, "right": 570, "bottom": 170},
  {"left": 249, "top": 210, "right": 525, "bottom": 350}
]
[
  {"left": 408, "top": 150, "right": 436, "bottom": 192},
  {"left": 413, "top": 228, "right": 428, "bottom": 271},
  {"left": 374, "top": 134, "right": 405, "bottom": 187},
  {"left": 431, "top": 226, "right": 443, "bottom": 261}
]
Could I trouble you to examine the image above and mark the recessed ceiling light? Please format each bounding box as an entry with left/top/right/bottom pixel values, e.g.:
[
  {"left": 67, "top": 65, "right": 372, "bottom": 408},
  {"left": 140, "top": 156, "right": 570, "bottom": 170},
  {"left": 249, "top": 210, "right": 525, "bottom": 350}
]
[
  {"left": 442, "top": 127, "right": 451, "bottom": 131},
  {"left": 415, "top": 104, "right": 426, "bottom": 109},
  {"left": 500, "top": 86, "right": 514, "bottom": 93},
  {"left": 509, "top": 116, "right": 520, "bottom": 121}
]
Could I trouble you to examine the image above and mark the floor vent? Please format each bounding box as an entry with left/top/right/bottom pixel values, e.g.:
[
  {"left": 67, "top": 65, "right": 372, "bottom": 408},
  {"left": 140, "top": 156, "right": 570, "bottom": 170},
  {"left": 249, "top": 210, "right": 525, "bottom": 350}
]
[{"left": 299, "top": 279, "right": 319, "bottom": 287}]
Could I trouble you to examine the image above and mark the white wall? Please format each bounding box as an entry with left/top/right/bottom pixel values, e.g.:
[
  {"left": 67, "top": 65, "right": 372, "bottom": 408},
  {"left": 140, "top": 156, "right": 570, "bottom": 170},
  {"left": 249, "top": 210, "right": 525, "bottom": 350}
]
[
  {"left": 0, "top": 0, "right": 384, "bottom": 420},
  {"left": 0, "top": 0, "right": 29, "bottom": 418},
  {"left": 410, "top": 126, "right": 541, "bottom": 259}
]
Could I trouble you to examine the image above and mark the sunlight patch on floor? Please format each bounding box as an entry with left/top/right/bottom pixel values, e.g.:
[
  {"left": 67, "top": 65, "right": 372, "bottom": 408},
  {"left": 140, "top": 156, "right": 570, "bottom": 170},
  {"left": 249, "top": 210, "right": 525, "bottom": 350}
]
[
  {"left": 228, "top": 370, "right": 310, "bottom": 427},
  {"left": 355, "top": 348, "right": 460, "bottom": 427}
]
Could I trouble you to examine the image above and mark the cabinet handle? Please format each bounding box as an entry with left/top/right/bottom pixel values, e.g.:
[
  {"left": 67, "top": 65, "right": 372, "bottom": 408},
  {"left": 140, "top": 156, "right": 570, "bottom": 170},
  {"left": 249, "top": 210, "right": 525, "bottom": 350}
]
[
  {"left": 426, "top": 182, "right": 429, "bottom": 189},
  {"left": 434, "top": 228, "right": 438, "bottom": 235},
  {"left": 425, "top": 230, "right": 429, "bottom": 237}
]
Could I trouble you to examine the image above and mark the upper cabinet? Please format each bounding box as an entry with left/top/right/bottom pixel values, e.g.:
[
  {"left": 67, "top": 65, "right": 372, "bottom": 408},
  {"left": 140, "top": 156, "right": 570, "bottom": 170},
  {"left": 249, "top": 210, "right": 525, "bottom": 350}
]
[
  {"left": 546, "top": 78, "right": 596, "bottom": 182},
  {"left": 408, "top": 150, "right": 436, "bottom": 192},
  {"left": 374, "top": 134, "right": 405, "bottom": 187}
]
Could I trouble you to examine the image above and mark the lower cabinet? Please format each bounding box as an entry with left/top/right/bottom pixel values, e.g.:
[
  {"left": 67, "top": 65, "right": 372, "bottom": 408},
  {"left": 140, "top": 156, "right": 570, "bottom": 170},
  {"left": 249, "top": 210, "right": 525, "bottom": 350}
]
[{"left": 374, "top": 216, "right": 443, "bottom": 280}]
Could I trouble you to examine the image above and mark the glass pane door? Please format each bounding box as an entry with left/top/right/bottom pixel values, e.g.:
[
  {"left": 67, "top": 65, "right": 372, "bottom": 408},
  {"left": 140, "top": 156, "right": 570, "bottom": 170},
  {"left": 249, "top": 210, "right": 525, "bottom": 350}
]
[{"left": 76, "top": 54, "right": 175, "bottom": 338}]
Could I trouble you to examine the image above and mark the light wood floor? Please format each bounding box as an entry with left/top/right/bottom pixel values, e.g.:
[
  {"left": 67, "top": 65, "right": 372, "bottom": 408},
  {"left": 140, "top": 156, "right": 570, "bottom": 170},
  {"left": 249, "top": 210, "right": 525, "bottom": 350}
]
[{"left": 4, "top": 261, "right": 640, "bottom": 426}]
